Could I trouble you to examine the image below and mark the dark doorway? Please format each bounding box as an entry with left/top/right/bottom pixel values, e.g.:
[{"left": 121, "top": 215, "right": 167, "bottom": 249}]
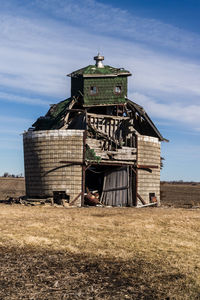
[
  {"left": 85, "top": 166, "right": 105, "bottom": 195},
  {"left": 85, "top": 165, "right": 136, "bottom": 207},
  {"left": 53, "top": 191, "right": 70, "bottom": 205}
]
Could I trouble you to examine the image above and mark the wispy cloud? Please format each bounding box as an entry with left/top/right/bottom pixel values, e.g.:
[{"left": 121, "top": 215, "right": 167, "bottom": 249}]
[
  {"left": 0, "top": 0, "right": 200, "bottom": 132},
  {"left": 132, "top": 92, "right": 200, "bottom": 129},
  {"left": 0, "top": 92, "right": 49, "bottom": 107},
  {"left": 130, "top": 54, "right": 200, "bottom": 98},
  {"left": 0, "top": 116, "right": 33, "bottom": 138},
  {"left": 33, "top": 0, "right": 200, "bottom": 56},
  {"left": 0, "top": 135, "right": 22, "bottom": 151},
  {"left": 0, "top": 0, "right": 199, "bottom": 179},
  {"left": 0, "top": 12, "right": 200, "bottom": 101},
  {"left": 0, "top": 115, "right": 32, "bottom": 124}
]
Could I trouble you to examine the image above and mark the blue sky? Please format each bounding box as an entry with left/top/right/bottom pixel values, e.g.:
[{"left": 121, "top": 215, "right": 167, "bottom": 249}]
[{"left": 0, "top": 0, "right": 200, "bottom": 181}]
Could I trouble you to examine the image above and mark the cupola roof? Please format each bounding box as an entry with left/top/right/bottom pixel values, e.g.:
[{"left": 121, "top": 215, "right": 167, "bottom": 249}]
[{"left": 68, "top": 55, "right": 131, "bottom": 78}]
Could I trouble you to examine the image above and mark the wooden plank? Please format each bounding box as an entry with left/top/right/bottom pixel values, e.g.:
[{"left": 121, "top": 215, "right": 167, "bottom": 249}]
[
  {"left": 87, "top": 112, "right": 129, "bottom": 120},
  {"left": 69, "top": 192, "right": 82, "bottom": 206},
  {"left": 137, "top": 164, "right": 158, "bottom": 169},
  {"left": 137, "top": 202, "right": 157, "bottom": 208},
  {"left": 137, "top": 193, "right": 147, "bottom": 205}
]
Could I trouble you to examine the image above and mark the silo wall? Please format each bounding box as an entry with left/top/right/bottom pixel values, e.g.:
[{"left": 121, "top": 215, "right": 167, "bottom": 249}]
[
  {"left": 137, "top": 135, "right": 161, "bottom": 205},
  {"left": 23, "top": 130, "right": 84, "bottom": 206}
]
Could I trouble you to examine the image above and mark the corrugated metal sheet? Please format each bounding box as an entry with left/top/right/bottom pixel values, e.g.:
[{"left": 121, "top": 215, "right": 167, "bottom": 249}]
[{"left": 101, "top": 166, "right": 134, "bottom": 206}]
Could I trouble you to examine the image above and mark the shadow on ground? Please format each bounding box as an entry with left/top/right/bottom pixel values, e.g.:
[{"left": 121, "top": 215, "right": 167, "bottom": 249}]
[{"left": 0, "top": 246, "right": 197, "bottom": 300}]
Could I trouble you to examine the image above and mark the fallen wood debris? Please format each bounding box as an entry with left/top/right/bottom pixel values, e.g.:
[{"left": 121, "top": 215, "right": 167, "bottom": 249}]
[
  {"left": 84, "top": 188, "right": 102, "bottom": 206},
  {"left": 136, "top": 202, "right": 158, "bottom": 208}
]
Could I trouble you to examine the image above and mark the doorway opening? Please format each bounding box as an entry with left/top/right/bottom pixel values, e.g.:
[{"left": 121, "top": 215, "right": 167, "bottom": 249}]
[
  {"left": 85, "top": 165, "right": 136, "bottom": 206},
  {"left": 53, "top": 191, "right": 70, "bottom": 205}
]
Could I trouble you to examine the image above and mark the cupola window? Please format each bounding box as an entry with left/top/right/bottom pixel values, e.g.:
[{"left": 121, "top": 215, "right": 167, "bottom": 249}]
[
  {"left": 90, "top": 86, "right": 97, "bottom": 95},
  {"left": 114, "top": 85, "right": 122, "bottom": 94}
]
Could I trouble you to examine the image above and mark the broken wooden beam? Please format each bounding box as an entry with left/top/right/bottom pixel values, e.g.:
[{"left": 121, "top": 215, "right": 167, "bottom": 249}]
[
  {"left": 137, "top": 193, "right": 147, "bottom": 205},
  {"left": 69, "top": 192, "right": 82, "bottom": 206},
  {"left": 137, "top": 164, "right": 158, "bottom": 169},
  {"left": 137, "top": 202, "right": 157, "bottom": 208}
]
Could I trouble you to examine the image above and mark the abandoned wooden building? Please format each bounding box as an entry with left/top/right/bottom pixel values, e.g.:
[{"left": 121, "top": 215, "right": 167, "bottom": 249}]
[{"left": 23, "top": 54, "right": 166, "bottom": 207}]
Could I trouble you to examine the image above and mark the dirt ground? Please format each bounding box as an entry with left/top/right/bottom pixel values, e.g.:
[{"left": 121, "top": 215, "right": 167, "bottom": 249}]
[
  {"left": 0, "top": 205, "right": 200, "bottom": 299},
  {"left": 160, "top": 182, "right": 200, "bottom": 207}
]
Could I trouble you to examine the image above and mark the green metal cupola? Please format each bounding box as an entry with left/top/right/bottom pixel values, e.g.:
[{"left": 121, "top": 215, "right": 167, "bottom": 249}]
[{"left": 68, "top": 54, "right": 132, "bottom": 107}]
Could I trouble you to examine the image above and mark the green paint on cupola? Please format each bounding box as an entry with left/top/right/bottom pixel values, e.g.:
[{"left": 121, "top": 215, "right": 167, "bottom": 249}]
[{"left": 67, "top": 54, "right": 132, "bottom": 107}]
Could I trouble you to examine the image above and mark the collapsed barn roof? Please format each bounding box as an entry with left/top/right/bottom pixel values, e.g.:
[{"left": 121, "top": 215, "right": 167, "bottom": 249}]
[
  {"left": 32, "top": 97, "right": 165, "bottom": 141},
  {"left": 32, "top": 54, "right": 165, "bottom": 141}
]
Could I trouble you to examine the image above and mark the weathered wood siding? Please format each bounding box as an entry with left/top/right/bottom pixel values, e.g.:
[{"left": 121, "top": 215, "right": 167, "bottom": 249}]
[
  {"left": 137, "top": 136, "right": 161, "bottom": 204},
  {"left": 23, "top": 130, "right": 84, "bottom": 206}
]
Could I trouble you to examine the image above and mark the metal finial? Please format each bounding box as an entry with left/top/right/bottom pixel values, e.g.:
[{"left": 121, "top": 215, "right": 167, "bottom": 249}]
[{"left": 94, "top": 53, "right": 104, "bottom": 68}]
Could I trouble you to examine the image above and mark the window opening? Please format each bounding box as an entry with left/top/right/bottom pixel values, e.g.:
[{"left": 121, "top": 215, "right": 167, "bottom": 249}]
[
  {"left": 114, "top": 85, "right": 122, "bottom": 94},
  {"left": 84, "top": 166, "right": 136, "bottom": 207},
  {"left": 149, "top": 193, "right": 157, "bottom": 203},
  {"left": 90, "top": 86, "right": 97, "bottom": 95}
]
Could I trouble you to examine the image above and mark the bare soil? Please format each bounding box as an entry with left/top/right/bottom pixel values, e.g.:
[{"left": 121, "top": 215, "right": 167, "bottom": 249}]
[
  {"left": 161, "top": 182, "right": 200, "bottom": 208},
  {"left": 0, "top": 205, "right": 200, "bottom": 299}
]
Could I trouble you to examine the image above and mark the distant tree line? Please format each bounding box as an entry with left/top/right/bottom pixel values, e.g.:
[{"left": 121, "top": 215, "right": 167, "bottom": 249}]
[
  {"left": 2, "top": 172, "right": 23, "bottom": 178},
  {"left": 161, "top": 180, "right": 199, "bottom": 185}
]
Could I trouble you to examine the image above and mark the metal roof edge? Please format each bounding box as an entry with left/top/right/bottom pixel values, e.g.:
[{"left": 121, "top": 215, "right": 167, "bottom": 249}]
[
  {"left": 67, "top": 65, "right": 132, "bottom": 78},
  {"left": 83, "top": 72, "right": 131, "bottom": 78}
]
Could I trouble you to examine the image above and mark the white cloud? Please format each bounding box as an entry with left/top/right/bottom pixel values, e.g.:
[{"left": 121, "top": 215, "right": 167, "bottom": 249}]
[
  {"left": 130, "top": 55, "right": 200, "bottom": 98},
  {"left": 0, "top": 0, "right": 199, "bottom": 132},
  {"left": 0, "top": 0, "right": 199, "bottom": 179},
  {"left": 0, "top": 12, "right": 200, "bottom": 100},
  {"left": 0, "top": 92, "right": 49, "bottom": 107},
  {"left": 132, "top": 92, "right": 200, "bottom": 128},
  {"left": 34, "top": 0, "right": 200, "bottom": 55}
]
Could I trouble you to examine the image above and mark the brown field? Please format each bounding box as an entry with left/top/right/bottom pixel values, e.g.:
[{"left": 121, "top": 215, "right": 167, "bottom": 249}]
[
  {"left": 161, "top": 182, "right": 200, "bottom": 208},
  {"left": 0, "top": 205, "right": 200, "bottom": 299},
  {"left": 0, "top": 177, "right": 25, "bottom": 200},
  {"left": 1, "top": 177, "right": 200, "bottom": 208},
  {"left": 1, "top": 178, "right": 200, "bottom": 299}
]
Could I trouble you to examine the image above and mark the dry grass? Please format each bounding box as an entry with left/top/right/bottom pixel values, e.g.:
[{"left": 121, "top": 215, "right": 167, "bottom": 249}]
[
  {"left": 0, "top": 178, "right": 25, "bottom": 200},
  {"left": 0, "top": 205, "right": 200, "bottom": 299}
]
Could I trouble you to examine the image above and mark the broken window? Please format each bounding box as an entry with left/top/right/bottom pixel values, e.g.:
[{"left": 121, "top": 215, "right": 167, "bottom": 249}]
[
  {"left": 114, "top": 86, "right": 121, "bottom": 94},
  {"left": 90, "top": 86, "right": 97, "bottom": 95},
  {"left": 149, "top": 193, "right": 157, "bottom": 203}
]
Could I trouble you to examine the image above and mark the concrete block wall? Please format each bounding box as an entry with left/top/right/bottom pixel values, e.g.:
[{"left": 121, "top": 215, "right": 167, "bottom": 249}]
[
  {"left": 137, "top": 135, "right": 161, "bottom": 204},
  {"left": 23, "top": 130, "right": 84, "bottom": 206}
]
